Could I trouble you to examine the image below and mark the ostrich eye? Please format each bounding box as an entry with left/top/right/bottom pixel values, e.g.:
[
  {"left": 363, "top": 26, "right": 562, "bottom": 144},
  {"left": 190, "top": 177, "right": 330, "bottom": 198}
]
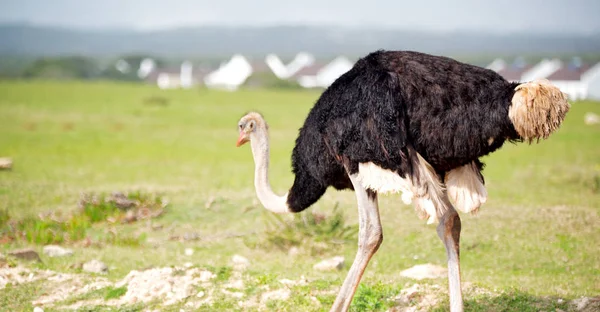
[
  {"left": 248, "top": 121, "right": 255, "bottom": 130},
  {"left": 238, "top": 124, "right": 243, "bottom": 131}
]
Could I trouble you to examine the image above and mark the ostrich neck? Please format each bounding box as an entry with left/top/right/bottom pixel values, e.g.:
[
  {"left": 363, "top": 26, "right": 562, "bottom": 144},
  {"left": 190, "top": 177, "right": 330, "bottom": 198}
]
[{"left": 250, "top": 129, "right": 290, "bottom": 213}]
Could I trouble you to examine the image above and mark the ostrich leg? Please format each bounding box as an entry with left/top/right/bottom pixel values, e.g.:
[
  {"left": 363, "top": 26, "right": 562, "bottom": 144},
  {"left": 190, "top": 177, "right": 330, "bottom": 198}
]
[
  {"left": 437, "top": 201, "right": 464, "bottom": 312},
  {"left": 330, "top": 173, "right": 383, "bottom": 312}
]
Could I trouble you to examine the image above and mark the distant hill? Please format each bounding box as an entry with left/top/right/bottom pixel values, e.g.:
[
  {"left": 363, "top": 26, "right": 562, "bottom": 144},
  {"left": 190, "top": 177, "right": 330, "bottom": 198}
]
[{"left": 1, "top": 24, "right": 600, "bottom": 58}]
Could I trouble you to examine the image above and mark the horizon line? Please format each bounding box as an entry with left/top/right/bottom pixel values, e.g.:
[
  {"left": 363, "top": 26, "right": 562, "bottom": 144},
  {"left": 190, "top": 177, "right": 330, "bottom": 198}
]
[{"left": 1, "top": 21, "right": 599, "bottom": 37}]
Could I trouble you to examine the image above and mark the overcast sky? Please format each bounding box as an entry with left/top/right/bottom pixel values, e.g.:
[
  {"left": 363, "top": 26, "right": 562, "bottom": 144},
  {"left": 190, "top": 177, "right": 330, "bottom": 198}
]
[{"left": 1, "top": 0, "right": 599, "bottom": 34}]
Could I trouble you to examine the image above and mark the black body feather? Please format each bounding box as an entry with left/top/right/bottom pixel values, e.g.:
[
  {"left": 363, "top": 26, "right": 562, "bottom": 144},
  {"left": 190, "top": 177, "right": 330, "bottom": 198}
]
[{"left": 286, "top": 50, "right": 521, "bottom": 212}]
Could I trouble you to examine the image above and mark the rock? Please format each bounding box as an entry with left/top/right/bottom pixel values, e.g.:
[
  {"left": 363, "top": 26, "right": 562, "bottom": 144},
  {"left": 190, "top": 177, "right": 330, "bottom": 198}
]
[
  {"left": 115, "top": 267, "right": 215, "bottom": 306},
  {"left": 108, "top": 192, "right": 136, "bottom": 210},
  {"left": 279, "top": 276, "right": 308, "bottom": 286},
  {"left": 584, "top": 112, "right": 600, "bottom": 125},
  {"left": 574, "top": 297, "right": 590, "bottom": 310},
  {"left": 0, "top": 157, "right": 12, "bottom": 170},
  {"left": 123, "top": 210, "right": 137, "bottom": 223},
  {"left": 572, "top": 296, "right": 600, "bottom": 311},
  {"left": 260, "top": 288, "right": 291, "bottom": 303},
  {"left": 224, "top": 279, "right": 245, "bottom": 290},
  {"left": 394, "top": 284, "right": 421, "bottom": 306},
  {"left": 43, "top": 245, "right": 73, "bottom": 257},
  {"left": 399, "top": 264, "right": 447, "bottom": 280},
  {"left": 82, "top": 260, "right": 108, "bottom": 274},
  {"left": 182, "top": 232, "right": 200, "bottom": 241},
  {"left": 33, "top": 307, "right": 44, "bottom": 312},
  {"left": 288, "top": 247, "right": 300, "bottom": 256},
  {"left": 184, "top": 248, "right": 194, "bottom": 256},
  {"left": 391, "top": 284, "right": 442, "bottom": 312},
  {"left": 8, "top": 248, "right": 41, "bottom": 262},
  {"left": 313, "top": 256, "right": 345, "bottom": 271},
  {"left": 231, "top": 255, "right": 250, "bottom": 270}
]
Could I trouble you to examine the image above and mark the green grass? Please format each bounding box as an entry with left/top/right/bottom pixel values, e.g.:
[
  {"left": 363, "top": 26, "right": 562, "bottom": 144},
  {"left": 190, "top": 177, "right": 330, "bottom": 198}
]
[
  {"left": 103, "top": 286, "right": 128, "bottom": 300},
  {"left": 351, "top": 282, "right": 401, "bottom": 311},
  {"left": 0, "top": 190, "right": 163, "bottom": 245},
  {"left": 0, "top": 281, "right": 45, "bottom": 311},
  {"left": 0, "top": 80, "right": 599, "bottom": 311},
  {"left": 432, "top": 289, "right": 573, "bottom": 312},
  {"left": 245, "top": 204, "right": 358, "bottom": 255}
]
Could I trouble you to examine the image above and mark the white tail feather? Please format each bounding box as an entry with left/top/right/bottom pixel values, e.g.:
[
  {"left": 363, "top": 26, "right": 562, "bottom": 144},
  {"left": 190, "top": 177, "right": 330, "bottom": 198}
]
[{"left": 445, "top": 162, "right": 487, "bottom": 214}]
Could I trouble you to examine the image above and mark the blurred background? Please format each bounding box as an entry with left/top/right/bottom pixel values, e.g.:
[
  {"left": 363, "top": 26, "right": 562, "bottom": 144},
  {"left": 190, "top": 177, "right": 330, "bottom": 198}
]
[
  {"left": 1, "top": 1, "right": 599, "bottom": 311},
  {"left": 1, "top": 0, "right": 600, "bottom": 94}
]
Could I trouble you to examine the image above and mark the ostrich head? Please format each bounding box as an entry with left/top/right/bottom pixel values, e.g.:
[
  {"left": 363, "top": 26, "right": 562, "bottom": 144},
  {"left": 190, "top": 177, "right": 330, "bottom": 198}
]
[
  {"left": 509, "top": 79, "right": 571, "bottom": 143},
  {"left": 235, "top": 112, "right": 290, "bottom": 214},
  {"left": 236, "top": 112, "right": 267, "bottom": 147}
]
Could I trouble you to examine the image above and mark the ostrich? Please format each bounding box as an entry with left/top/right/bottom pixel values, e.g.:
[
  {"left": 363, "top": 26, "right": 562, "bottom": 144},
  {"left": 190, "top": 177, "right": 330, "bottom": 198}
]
[{"left": 236, "top": 50, "right": 570, "bottom": 312}]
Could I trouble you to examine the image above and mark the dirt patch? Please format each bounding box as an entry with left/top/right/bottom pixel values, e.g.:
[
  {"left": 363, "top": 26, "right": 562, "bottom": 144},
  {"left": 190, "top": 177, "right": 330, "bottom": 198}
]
[
  {"left": 33, "top": 277, "right": 111, "bottom": 306},
  {"left": 114, "top": 267, "right": 215, "bottom": 306},
  {"left": 1, "top": 265, "right": 110, "bottom": 309},
  {"left": 390, "top": 283, "right": 445, "bottom": 312},
  {"left": 3, "top": 264, "right": 592, "bottom": 311}
]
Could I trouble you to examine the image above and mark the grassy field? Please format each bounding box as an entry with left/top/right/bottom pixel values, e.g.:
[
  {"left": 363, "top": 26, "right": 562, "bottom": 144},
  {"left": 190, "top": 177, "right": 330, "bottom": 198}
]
[{"left": 0, "top": 80, "right": 599, "bottom": 311}]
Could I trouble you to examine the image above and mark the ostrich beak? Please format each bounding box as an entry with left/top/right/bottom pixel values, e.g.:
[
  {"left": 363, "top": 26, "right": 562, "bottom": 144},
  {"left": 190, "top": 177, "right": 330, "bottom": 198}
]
[{"left": 236, "top": 132, "right": 249, "bottom": 147}]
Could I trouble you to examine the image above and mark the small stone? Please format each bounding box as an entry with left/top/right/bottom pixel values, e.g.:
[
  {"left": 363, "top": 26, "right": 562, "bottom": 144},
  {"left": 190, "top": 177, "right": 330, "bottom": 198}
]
[
  {"left": 231, "top": 255, "right": 250, "bottom": 270},
  {"left": 123, "top": 210, "right": 137, "bottom": 223},
  {"left": 260, "top": 288, "right": 291, "bottom": 303},
  {"left": 183, "top": 262, "right": 193, "bottom": 268},
  {"left": 584, "top": 112, "right": 600, "bottom": 125},
  {"left": 288, "top": 247, "right": 300, "bottom": 256},
  {"left": 82, "top": 260, "right": 108, "bottom": 274},
  {"left": 573, "top": 297, "right": 591, "bottom": 310},
  {"left": 399, "top": 264, "right": 447, "bottom": 280},
  {"left": 196, "top": 291, "right": 205, "bottom": 298},
  {"left": 108, "top": 192, "right": 136, "bottom": 210},
  {"left": 394, "top": 284, "right": 421, "bottom": 306},
  {"left": 279, "top": 279, "right": 296, "bottom": 286},
  {"left": 8, "top": 248, "right": 41, "bottom": 262},
  {"left": 197, "top": 270, "right": 216, "bottom": 282},
  {"left": 313, "top": 256, "right": 345, "bottom": 271},
  {"left": 225, "top": 279, "right": 245, "bottom": 290},
  {"left": 182, "top": 232, "right": 200, "bottom": 241},
  {"left": 0, "top": 157, "right": 12, "bottom": 170},
  {"left": 184, "top": 248, "right": 194, "bottom": 256},
  {"left": 279, "top": 276, "right": 308, "bottom": 286},
  {"left": 43, "top": 245, "right": 73, "bottom": 257},
  {"left": 33, "top": 307, "right": 44, "bottom": 312}
]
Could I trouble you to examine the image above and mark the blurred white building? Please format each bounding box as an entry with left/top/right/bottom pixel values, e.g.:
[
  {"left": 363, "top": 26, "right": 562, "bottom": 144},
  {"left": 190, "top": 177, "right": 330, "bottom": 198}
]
[
  {"left": 137, "top": 58, "right": 156, "bottom": 79},
  {"left": 145, "top": 61, "right": 211, "bottom": 90},
  {"left": 295, "top": 56, "right": 354, "bottom": 88},
  {"left": 488, "top": 57, "right": 600, "bottom": 101},
  {"left": 203, "top": 54, "right": 253, "bottom": 91},
  {"left": 547, "top": 62, "right": 600, "bottom": 101},
  {"left": 265, "top": 52, "right": 315, "bottom": 79}
]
